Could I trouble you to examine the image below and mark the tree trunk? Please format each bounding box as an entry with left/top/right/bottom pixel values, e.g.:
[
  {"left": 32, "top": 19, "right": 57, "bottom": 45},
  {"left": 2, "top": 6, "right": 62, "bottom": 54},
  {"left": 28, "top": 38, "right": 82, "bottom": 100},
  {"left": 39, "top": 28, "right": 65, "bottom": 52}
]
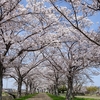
[
  {"left": 54, "top": 77, "right": 59, "bottom": 96},
  {"left": 52, "top": 86, "right": 54, "bottom": 94},
  {"left": 25, "top": 83, "right": 28, "bottom": 95},
  {"left": 29, "top": 82, "right": 32, "bottom": 94},
  {"left": 56, "top": 84, "right": 59, "bottom": 96},
  {"left": 33, "top": 87, "right": 36, "bottom": 93},
  {"left": 54, "top": 84, "right": 59, "bottom": 96},
  {"left": 17, "top": 78, "right": 22, "bottom": 98},
  {"left": 0, "top": 62, "right": 3, "bottom": 100},
  {"left": 66, "top": 76, "right": 73, "bottom": 100},
  {"left": 37, "top": 89, "right": 39, "bottom": 93},
  {"left": 56, "top": 79, "right": 59, "bottom": 96},
  {"left": 48, "top": 88, "right": 50, "bottom": 93}
]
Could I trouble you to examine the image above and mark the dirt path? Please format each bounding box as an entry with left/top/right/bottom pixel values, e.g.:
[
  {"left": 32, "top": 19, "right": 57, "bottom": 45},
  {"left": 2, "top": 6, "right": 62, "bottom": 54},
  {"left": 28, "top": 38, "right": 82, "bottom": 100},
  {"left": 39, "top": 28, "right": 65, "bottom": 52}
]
[{"left": 27, "top": 93, "right": 52, "bottom": 100}]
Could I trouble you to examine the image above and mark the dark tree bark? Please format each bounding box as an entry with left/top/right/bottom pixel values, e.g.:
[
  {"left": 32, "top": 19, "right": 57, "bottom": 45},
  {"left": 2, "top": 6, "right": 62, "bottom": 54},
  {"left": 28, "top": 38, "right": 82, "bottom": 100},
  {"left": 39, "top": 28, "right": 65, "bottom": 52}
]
[
  {"left": 17, "top": 77, "right": 23, "bottom": 98},
  {"left": 66, "top": 76, "right": 73, "bottom": 100},
  {"left": 0, "top": 70, "right": 2, "bottom": 100},
  {"left": 0, "top": 62, "right": 3, "bottom": 100},
  {"left": 23, "top": 80, "right": 29, "bottom": 95},
  {"left": 54, "top": 80, "right": 59, "bottom": 96},
  {"left": 33, "top": 87, "right": 36, "bottom": 94},
  {"left": 48, "top": 88, "right": 50, "bottom": 93},
  {"left": 25, "top": 83, "right": 28, "bottom": 95},
  {"left": 37, "top": 88, "right": 39, "bottom": 93},
  {"left": 29, "top": 82, "right": 32, "bottom": 94},
  {"left": 50, "top": 85, "right": 54, "bottom": 94}
]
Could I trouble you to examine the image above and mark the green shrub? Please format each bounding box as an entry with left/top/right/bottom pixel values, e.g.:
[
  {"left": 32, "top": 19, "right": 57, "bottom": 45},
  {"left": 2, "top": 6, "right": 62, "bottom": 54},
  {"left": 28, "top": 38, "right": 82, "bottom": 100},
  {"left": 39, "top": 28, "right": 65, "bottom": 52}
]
[
  {"left": 58, "top": 85, "right": 67, "bottom": 93},
  {"left": 86, "top": 86, "right": 98, "bottom": 95}
]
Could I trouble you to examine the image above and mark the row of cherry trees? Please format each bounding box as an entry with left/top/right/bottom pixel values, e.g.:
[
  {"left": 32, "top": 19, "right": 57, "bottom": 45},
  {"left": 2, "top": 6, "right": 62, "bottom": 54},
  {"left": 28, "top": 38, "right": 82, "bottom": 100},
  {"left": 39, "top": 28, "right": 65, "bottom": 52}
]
[
  {"left": 40, "top": 37, "right": 99, "bottom": 97},
  {"left": 0, "top": 0, "right": 100, "bottom": 100},
  {"left": 0, "top": 0, "right": 59, "bottom": 99}
]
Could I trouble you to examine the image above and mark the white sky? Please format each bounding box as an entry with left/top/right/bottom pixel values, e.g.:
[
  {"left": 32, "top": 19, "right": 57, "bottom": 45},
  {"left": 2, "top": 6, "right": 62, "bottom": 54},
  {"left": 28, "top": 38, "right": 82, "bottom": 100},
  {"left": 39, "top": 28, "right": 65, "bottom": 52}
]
[{"left": 3, "top": 78, "right": 25, "bottom": 89}]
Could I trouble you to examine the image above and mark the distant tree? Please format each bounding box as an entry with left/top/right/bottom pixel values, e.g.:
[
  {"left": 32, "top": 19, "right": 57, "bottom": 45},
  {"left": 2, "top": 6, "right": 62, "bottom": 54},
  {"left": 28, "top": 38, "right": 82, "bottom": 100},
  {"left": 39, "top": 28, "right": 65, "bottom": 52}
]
[
  {"left": 23, "top": 73, "right": 39, "bottom": 95},
  {"left": 58, "top": 85, "right": 67, "bottom": 93},
  {"left": 40, "top": 59, "right": 63, "bottom": 96},
  {"left": 86, "top": 86, "right": 98, "bottom": 95}
]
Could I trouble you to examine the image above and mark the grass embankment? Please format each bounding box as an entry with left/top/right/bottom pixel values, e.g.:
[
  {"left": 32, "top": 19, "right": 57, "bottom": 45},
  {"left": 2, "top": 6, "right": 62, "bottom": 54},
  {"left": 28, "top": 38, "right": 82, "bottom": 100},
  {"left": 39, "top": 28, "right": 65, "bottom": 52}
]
[
  {"left": 47, "top": 93, "right": 100, "bottom": 100},
  {"left": 74, "top": 97, "right": 100, "bottom": 100},
  {"left": 2, "top": 92, "right": 9, "bottom": 96},
  {"left": 14, "top": 93, "right": 38, "bottom": 100},
  {"left": 47, "top": 93, "right": 65, "bottom": 100},
  {"left": 75, "top": 96, "right": 100, "bottom": 100}
]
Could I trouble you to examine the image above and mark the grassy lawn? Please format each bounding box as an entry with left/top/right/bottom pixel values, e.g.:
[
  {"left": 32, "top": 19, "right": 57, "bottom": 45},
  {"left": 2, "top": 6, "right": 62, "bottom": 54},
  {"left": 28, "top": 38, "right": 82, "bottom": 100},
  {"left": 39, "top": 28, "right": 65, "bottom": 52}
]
[
  {"left": 14, "top": 93, "right": 38, "bottom": 100},
  {"left": 47, "top": 93, "right": 100, "bottom": 100},
  {"left": 75, "top": 96, "right": 100, "bottom": 100},
  {"left": 74, "top": 97, "right": 100, "bottom": 100},
  {"left": 2, "top": 92, "right": 9, "bottom": 96},
  {"left": 47, "top": 93, "right": 65, "bottom": 100}
]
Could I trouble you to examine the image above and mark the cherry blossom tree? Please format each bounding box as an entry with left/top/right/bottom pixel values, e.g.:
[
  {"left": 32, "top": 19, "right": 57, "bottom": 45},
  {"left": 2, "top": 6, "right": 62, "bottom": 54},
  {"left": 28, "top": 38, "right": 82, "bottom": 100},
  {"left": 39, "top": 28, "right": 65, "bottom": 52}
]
[
  {"left": 40, "top": 61, "right": 64, "bottom": 96},
  {"left": 73, "top": 72, "right": 94, "bottom": 95},
  {"left": 0, "top": 0, "right": 61, "bottom": 99},
  {"left": 48, "top": 0, "right": 100, "bottom": 46},
  {"left": 0, "top": 1, "right": 100, "bottom": 100},
  {"left": 5, "top": 52, "right": 44, "bottom": 97},
  {"left": 23, "top": 71, "right": 40, "bottom": 94},
  {"left": 0, "top": 1, "right": 27, "bottom": 99},
  {"left": 41, "top": 25, "right": 100, "bottom": 99},
  {"left": 58, "top": 42, "right": 99, "bottom": 100}
]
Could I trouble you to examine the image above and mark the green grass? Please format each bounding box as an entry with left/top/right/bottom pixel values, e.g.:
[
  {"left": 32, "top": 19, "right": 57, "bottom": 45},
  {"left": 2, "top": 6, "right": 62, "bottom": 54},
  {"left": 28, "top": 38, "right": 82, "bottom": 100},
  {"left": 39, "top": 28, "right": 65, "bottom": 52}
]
[
  {"left": 74, "top": 97, "right": 100, "bottom": 100},
  {"left": 47, "top": 93, "right": 65, "bottom": 100},
  {"left": 47, "top": 93, "right": 100, "bottom": 100},
  {"left": 75, "top": 96, "right": 100, "bottom": 100},
  {"left": 14, "top": 93, "right": 38, "bottom": 100},
  {"left": 2, "top": 92, "right": 9, "bottom": 96}
]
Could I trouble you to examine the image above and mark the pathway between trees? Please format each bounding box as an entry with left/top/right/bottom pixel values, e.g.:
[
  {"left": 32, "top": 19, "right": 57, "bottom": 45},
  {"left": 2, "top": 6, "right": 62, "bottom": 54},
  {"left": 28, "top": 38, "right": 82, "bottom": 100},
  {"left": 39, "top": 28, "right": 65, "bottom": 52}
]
[{"left": 27, "top": 93, "right": 52, "bottom": 100}]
